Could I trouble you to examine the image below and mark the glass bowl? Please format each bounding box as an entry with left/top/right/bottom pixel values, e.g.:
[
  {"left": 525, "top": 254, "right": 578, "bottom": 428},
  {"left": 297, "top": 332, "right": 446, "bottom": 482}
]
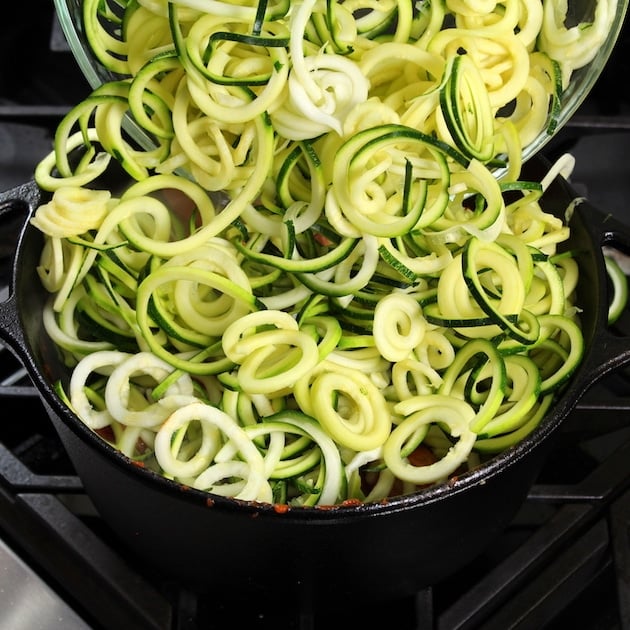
[{"left": 54, "top": 0, "right": 628, "bottom": 166}]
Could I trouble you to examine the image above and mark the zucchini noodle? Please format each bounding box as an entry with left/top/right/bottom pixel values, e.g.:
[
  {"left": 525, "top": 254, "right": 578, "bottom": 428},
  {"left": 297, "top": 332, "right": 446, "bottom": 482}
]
[
  {"left": 539, "top": 0, "right": 618, "bottom": 83},
  {"left": 69, "top": 350, "right": 130, "bottom": 429},
  {"left": 30, "top": 187, "right": 112, "bottom": 238},
  {"left": 222, "top": 310, "right": 320, "bottom": 393},
  {"left": 157, "top": 401, "right": 273, "bottom": 502},
  {"left": 269, "top": 0, "right": 369, "bottom": 140},
  {"left": 373, "top": 292, "right": 426, "bottom": 362},
  {"left": 384, "top": 395, "right": 477, "bottom": 485},
  {"left": 103, "top": 352, "right": 197, "bottom": 427},
  {"left": 294, "top": 361, "right": 391, "bottom": 451},
  {"left": 28, "top": 0, "right": 614, "bottom": 505},
  {"left": 34, "top": 130, "right": 112, "bottom": 191}
]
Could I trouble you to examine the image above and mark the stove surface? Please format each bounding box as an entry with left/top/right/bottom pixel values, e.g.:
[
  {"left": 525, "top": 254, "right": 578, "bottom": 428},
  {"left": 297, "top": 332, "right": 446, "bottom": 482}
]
[{"left": 0, "top": 537, "right": 91, "bottom": 630}]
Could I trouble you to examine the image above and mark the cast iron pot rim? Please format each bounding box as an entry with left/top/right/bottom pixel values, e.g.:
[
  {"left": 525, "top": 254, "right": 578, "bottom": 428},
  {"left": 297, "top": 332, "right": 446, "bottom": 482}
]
[{"left": 5, "top": 175, "right": 625, "bottom": 522}]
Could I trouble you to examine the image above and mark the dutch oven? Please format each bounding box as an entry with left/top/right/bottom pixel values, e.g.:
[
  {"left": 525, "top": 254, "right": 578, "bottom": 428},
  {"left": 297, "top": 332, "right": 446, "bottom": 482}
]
[{"left": 0, "top": 158, "right": 629, "bottom": 608}]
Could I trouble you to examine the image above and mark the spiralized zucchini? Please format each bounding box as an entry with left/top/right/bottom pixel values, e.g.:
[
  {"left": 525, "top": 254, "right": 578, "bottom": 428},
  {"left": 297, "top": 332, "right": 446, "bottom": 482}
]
[{"left": 29, "top": 0, "right": 617, "bottom": 506}]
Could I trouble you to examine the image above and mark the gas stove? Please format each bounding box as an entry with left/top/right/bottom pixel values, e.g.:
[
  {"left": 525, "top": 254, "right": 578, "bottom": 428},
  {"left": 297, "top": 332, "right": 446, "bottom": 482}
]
[{"left": 0, "top": 5, "right": 629, "bottom": 629}]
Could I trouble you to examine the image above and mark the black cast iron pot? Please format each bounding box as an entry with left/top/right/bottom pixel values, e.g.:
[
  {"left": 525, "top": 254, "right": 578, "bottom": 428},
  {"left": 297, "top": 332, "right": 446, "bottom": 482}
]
[{"left": 0, "top": 162, "right": 629, "bottom": 608}]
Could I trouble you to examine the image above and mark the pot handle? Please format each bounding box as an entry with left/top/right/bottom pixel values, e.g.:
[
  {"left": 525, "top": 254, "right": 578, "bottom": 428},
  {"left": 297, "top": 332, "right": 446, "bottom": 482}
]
[
  {"left": 571, "top": 197, "right": 630, "bottom": 388},
  {"left": 0, "top": 180, "right": 42, "bottom": 362}
]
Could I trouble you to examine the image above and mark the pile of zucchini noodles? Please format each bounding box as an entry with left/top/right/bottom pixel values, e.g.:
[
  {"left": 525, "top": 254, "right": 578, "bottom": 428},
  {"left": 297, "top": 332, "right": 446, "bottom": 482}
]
[{"left": 30, "top": 0, "right": 616, "bottom": 506}]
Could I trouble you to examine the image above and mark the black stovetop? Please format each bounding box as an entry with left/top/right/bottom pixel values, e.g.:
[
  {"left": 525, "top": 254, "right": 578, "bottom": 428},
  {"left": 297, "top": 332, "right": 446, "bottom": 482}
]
[{"left": 0, "top": 5, "right": 629, "bottom": 629}]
